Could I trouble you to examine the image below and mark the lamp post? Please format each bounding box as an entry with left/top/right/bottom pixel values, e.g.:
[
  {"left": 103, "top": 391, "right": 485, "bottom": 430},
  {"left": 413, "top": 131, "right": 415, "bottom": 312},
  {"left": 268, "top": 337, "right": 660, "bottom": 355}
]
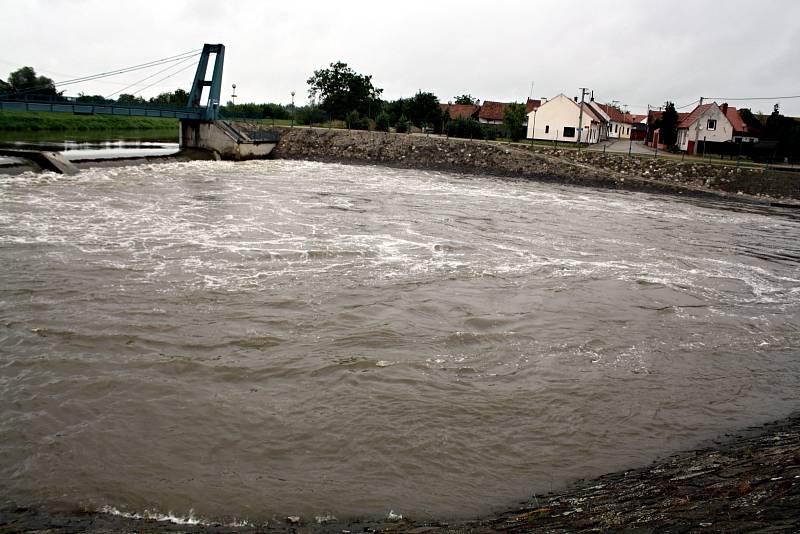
[
  {"left": 530, "top": 108, "right": 537, "bottom": 146},
  {"left": 231, "top": 84, "right": 237, "bottom": 117},
  {"left": 291, "top": 91, "right": 295, "bottom": 127}
]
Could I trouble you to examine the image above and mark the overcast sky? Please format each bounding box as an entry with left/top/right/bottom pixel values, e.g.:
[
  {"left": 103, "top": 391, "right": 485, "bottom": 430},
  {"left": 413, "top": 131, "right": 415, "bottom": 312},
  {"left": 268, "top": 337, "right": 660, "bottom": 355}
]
[{"left": 2, "top": 0, "right": 799, "bottom": 115}]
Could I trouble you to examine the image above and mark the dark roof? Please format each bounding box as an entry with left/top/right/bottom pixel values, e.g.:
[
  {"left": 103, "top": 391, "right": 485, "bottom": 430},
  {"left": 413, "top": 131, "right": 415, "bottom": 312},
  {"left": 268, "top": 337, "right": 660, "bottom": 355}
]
[
  {"left": 478, "top": 101, "right": 509, "bottom": 121},
  {"left": 526, "top": 98, "right": 541, "bottom": 113},
  {"left": 440, "top": 104, "right": 480, "bottom": 120}
]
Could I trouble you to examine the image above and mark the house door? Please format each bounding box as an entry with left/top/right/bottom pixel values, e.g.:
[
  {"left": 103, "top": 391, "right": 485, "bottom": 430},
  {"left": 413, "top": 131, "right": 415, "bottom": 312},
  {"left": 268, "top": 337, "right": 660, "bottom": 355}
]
[{"left": 687, "top": 140, "right": 695, "bottom": 155}]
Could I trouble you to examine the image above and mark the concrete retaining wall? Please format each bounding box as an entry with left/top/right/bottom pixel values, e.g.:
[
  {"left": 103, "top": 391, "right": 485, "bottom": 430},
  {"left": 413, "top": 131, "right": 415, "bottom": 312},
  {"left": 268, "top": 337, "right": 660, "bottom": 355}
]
[{"left": 180, "top": 120, "right": 276, "bottom": 160}]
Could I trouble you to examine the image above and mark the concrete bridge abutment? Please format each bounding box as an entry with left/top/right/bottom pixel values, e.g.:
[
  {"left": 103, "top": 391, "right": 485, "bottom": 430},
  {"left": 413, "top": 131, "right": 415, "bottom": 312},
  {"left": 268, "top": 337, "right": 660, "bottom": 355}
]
[{"left": 179, "top": 119, "right": 278, "bottom": 161}]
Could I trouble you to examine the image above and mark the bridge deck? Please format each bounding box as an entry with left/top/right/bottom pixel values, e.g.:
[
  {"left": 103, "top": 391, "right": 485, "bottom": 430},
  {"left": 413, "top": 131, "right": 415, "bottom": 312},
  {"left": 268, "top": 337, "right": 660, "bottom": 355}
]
[{"left": 0, "top": 99, "right": 204, "bottom": 120}]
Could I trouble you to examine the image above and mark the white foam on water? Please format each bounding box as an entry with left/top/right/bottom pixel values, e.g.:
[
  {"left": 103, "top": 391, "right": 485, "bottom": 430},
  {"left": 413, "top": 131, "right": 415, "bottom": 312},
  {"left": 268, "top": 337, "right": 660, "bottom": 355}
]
[{"left": 100, "top": 505, "right": 203, "bottom": 525}]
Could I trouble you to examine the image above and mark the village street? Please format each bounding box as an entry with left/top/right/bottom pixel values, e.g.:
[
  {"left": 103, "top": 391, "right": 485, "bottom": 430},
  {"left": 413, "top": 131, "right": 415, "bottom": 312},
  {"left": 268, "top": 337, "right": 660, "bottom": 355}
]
[{"left": 589, "top": 137, "right": 656, "bottom": 155}]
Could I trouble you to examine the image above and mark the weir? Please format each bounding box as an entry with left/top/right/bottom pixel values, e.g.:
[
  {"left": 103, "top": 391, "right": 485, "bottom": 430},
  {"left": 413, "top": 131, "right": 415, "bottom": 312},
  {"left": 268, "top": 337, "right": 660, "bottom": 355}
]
[
  {"left": 0, "top": 43, "right": 280, "bottom": 170},
  {"left": 179, "top": 43, "right": 279, "bottom": 160}
]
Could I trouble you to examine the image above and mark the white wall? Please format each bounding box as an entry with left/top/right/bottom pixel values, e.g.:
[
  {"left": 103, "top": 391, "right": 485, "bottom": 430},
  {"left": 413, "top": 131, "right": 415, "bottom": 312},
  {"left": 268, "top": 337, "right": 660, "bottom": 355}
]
[
  {"left": 677, "top": 103, "right": 734, "bottom": 151},
  {"left": 526, "top": 94, "right": 600, "bottom": 143}
]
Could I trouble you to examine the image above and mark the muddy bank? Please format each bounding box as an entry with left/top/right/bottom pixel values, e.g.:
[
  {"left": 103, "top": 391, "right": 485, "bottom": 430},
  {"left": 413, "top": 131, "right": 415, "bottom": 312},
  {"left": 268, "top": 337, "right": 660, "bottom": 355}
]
[
  {"left": 3, "top": 413, "right": 798, "bottom": 533},
  {"left": 253, "top": 126, "right": 799, "bottom": 206}
]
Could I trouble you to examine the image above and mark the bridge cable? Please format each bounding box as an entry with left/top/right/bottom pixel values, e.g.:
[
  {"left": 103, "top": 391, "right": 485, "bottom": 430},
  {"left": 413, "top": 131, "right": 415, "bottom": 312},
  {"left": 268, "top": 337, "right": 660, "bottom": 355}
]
[
  {"left": 104, "top": 54, "right": 200, "bottom": 99},
  {"left": 1, "top": 49, "right": 202, "bottom": 97},
  {"left": 130, "top": 61, "right": 200, "bottom": 97},
  {"left": 52, "top": 49, "right": 202, "bottom": 87}
]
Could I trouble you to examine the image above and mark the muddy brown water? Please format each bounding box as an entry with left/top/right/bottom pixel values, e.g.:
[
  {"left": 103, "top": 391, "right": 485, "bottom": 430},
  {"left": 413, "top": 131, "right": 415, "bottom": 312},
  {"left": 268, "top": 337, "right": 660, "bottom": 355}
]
[{"left": 1, "top": 160, "right": 799, "bottom": 525}]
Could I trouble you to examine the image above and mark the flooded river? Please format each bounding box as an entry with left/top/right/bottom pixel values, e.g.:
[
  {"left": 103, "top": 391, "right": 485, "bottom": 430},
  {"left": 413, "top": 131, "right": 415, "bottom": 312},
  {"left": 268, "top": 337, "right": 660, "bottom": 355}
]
[
  {"left": 0, "top": 130, "right": 179, "bottom": 164},
  {"left": 1, "top": 160, "right": 799, "bottom": 523}
]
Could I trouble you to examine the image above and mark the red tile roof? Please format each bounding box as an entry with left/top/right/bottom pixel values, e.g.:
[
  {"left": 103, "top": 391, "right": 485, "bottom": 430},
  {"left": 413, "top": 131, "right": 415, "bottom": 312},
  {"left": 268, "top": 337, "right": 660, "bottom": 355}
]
[
  {"left": 478, "top": 100, "right": 509, "bottom": 121},
  {"left": 440, "top": 103, "right": 480, "bottom": 120},
  {"left": 723, "top": 106, "right": 748, "bottom": 133},
  {"left": 526, "top": 98, "right": 541, "bottom": 113},
  {"left": 596, "top": 103, "right": 627, "bottom": 123},
  {"left": 630, "top": 114, "right": 647, "bottom": 123},
  {"left": 678, "top": 103, "right": 714, "bottom": 128}
]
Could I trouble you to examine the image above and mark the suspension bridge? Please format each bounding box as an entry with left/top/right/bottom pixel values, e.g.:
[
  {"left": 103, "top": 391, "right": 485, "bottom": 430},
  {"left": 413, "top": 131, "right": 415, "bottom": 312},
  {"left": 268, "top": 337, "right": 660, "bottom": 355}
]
[{"left": 0, "top": 44, "right": 280, "bottom": 166}]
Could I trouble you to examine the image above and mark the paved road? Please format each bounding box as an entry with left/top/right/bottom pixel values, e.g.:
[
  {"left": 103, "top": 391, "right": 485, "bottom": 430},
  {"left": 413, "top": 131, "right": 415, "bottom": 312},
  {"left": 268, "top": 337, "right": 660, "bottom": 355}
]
[{"left": 589, "top": 138, "right": 656, "bottom": 155}]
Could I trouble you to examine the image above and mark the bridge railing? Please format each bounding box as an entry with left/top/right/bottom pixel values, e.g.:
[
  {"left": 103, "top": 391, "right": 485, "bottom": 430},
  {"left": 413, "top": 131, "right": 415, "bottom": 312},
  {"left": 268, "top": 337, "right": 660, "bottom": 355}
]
[{"left": 0, "top": 94, "right": 206, "bottom": 119}]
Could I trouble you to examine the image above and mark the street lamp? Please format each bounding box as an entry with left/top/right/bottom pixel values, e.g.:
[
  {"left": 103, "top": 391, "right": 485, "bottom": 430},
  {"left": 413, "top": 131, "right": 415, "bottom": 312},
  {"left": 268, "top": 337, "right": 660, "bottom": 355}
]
[
  {"left": 231, "top": 83, "right": 237, "bottom": 108},
  {"left": 291, "top": 91, "right": 295, "bottom": 127}
]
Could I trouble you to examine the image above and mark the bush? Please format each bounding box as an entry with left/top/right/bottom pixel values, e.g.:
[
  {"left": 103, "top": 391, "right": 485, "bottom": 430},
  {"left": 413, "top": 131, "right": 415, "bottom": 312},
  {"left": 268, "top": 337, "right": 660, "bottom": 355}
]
[
  {"left": 296, "top": 105, "right": 328, "bottom": 125},
  {"left": 446, "top": 116, "right": 485, "bottom": 139},
  {"left": 346, "top": 110, "right": 370, "bottom": 130},
  {"left": 375, "top": 111, "right": 390, "bottom": 132}
]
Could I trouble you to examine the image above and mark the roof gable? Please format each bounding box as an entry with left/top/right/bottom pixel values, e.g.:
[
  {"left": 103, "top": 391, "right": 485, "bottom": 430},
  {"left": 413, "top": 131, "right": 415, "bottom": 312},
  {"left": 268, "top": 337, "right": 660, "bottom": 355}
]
[
  {"left": 478, "top": 100, "right": 510, "bottom": 121},
  {"left": 441, "top": 103, "right": 480, "bottom": 120}
]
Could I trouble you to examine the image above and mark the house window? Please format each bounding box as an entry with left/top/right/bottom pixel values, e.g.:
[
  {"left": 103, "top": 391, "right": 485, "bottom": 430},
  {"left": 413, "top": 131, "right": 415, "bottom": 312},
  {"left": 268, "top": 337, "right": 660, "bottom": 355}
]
[
  {"left": 707, "top": 119, "right": 717, "bottom": 131},
  {"left": 563, "top": 126, "right": 575, "bottom": 138},
  {"left": 545, "top": 125, "right": 549, "bottom": 134}
]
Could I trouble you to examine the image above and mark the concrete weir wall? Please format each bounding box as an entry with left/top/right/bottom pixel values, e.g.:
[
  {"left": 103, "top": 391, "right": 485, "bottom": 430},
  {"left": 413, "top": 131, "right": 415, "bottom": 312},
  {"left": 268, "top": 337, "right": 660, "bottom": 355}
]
[
  {"left": 265, "top": 126, "right": 799, "bottom": 202},
  {"left": 180, "top": 119, "right": 276, "bottom": 160}
]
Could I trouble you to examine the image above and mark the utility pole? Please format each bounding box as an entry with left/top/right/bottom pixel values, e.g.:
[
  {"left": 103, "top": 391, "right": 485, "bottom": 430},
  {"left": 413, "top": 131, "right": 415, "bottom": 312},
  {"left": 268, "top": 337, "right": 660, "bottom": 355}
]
[
  {"left": 692, "top": 96, "right": 704, "bottom": 156},
  {"left": 577, "top": 87, "right": 588, "bottom": 151}
]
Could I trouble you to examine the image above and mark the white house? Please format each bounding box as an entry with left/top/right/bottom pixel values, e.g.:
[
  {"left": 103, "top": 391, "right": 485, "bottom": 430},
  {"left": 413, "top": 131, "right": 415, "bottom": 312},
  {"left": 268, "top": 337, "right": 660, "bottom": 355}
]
[
  {"left": 593, "top": 103, "right": 634, "bottom": 139},
  {"left": 676, "top": 102, "right": 734, "bottom": 154},
  {"left": 526, "top": 94, "right": 603, "bottom": 144},
  {"left": 586, "top": 101, "right": 610, "bottom": 141}
]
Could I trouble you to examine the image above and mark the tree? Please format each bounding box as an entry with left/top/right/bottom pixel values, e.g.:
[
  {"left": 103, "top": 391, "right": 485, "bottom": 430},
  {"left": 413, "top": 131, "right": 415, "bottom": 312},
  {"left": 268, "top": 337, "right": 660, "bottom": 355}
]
[
  {"left": 503, "top": 102, "right": 527, "bottom": 141},
  {"left": 0, "top": 79, "right": 11, "bottom": 94},
  {"left": 375, "top": 111, "right": 391, "bottom": 132},
  {"left": 660, "top": 101, "right": 679, "bottom": 147},
  {"left": 7, "top": 66, "right": 57, "bottom": 96},
  {"left": 117, "top": 93, "right": 146, "bottom": 105},
  {"left": 396, "top": 114, "right": 410, "bottom": 134},
  {"left": 385, "top": 98, "right": 409, "bottom": 126},
  {"left": 442, "top": 107, "right": 452, "bottom": 133},
  {"left": 76, "top": 93, "right": 108, "bottom": 104},
  {"left": 454, "top": 94, "right": 478, "bottom": 105},
  {"left": 407, "top": 91, "right": 441, "bottom": 129},
  {"left": 738, "top": 108, "right": 763, "bottom": 134},
  {"left": 307, "top": 61, "right": 383, "bottom": 120},
  {"left": 149, "top": 88, "right": 189, "bottom": 106}
]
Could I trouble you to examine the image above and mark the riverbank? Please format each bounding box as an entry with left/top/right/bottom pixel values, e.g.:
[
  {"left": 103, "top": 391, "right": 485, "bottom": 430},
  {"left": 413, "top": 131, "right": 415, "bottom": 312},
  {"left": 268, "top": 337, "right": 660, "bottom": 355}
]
[
  {"left": 256, "top": 126, "right": 800, "bottom": 205},
  {"left": 2, "top": 412, "right": 798, "bottom": 532},
  {"left": 0, "top": 110, "right": 179, "bottom": 131}
]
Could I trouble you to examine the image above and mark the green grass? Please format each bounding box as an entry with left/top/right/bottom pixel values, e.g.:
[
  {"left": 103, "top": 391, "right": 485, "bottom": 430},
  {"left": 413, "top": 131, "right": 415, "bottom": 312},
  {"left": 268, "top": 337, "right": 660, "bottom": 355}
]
[{"left": 0, "top": 110, "right": 179, "bottom": 132}]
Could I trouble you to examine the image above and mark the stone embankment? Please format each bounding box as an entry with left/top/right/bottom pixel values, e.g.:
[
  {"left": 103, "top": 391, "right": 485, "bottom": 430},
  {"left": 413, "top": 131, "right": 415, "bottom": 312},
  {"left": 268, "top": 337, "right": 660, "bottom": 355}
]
[{"left": 243, "top": 125, "right": 799, "bottom": 204}]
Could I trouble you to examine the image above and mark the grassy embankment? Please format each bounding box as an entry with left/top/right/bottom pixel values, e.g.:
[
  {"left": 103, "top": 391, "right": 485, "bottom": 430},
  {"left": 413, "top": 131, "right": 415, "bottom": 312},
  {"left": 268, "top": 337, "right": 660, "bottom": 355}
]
[{"left": 0, "top": 110, "right": 178, "bottom": 131}]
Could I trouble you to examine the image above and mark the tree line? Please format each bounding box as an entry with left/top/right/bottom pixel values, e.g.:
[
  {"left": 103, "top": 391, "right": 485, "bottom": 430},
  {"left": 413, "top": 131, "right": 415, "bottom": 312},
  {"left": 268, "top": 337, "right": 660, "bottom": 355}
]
[
  {"left": 2, "top": 63, "right": 530, "bottom": 141},
  {"left": 0, "top": 66, "right": 192, "bottom": 108},
  {"left": 301, "top": 61, "right": 528, "bottom": 140}
]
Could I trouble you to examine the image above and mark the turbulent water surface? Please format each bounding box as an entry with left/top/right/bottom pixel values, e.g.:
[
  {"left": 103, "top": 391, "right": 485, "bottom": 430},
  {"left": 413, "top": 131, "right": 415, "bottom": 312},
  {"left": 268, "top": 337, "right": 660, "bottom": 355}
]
[{"left": 1, "top": 160, "right": 799, "bottom": 523}]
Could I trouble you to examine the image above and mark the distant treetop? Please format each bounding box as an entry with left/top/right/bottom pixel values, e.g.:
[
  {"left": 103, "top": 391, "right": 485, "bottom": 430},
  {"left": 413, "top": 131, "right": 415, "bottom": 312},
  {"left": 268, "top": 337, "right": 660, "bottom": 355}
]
[{"left": 454, "top": 94, "right": 478, "bottom": 105}]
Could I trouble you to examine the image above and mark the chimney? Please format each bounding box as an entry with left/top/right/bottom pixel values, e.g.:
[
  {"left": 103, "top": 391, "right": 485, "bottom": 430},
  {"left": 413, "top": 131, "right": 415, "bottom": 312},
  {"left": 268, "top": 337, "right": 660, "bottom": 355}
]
[
  {"left": 721, "top": 103, "right": 728, "bottom": 115},
  {"left": 574, "top": 96, "right": 578, "bottom": 102},
  {"left": 591, "top": 90, "right": 594, "bottom": 101}
]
